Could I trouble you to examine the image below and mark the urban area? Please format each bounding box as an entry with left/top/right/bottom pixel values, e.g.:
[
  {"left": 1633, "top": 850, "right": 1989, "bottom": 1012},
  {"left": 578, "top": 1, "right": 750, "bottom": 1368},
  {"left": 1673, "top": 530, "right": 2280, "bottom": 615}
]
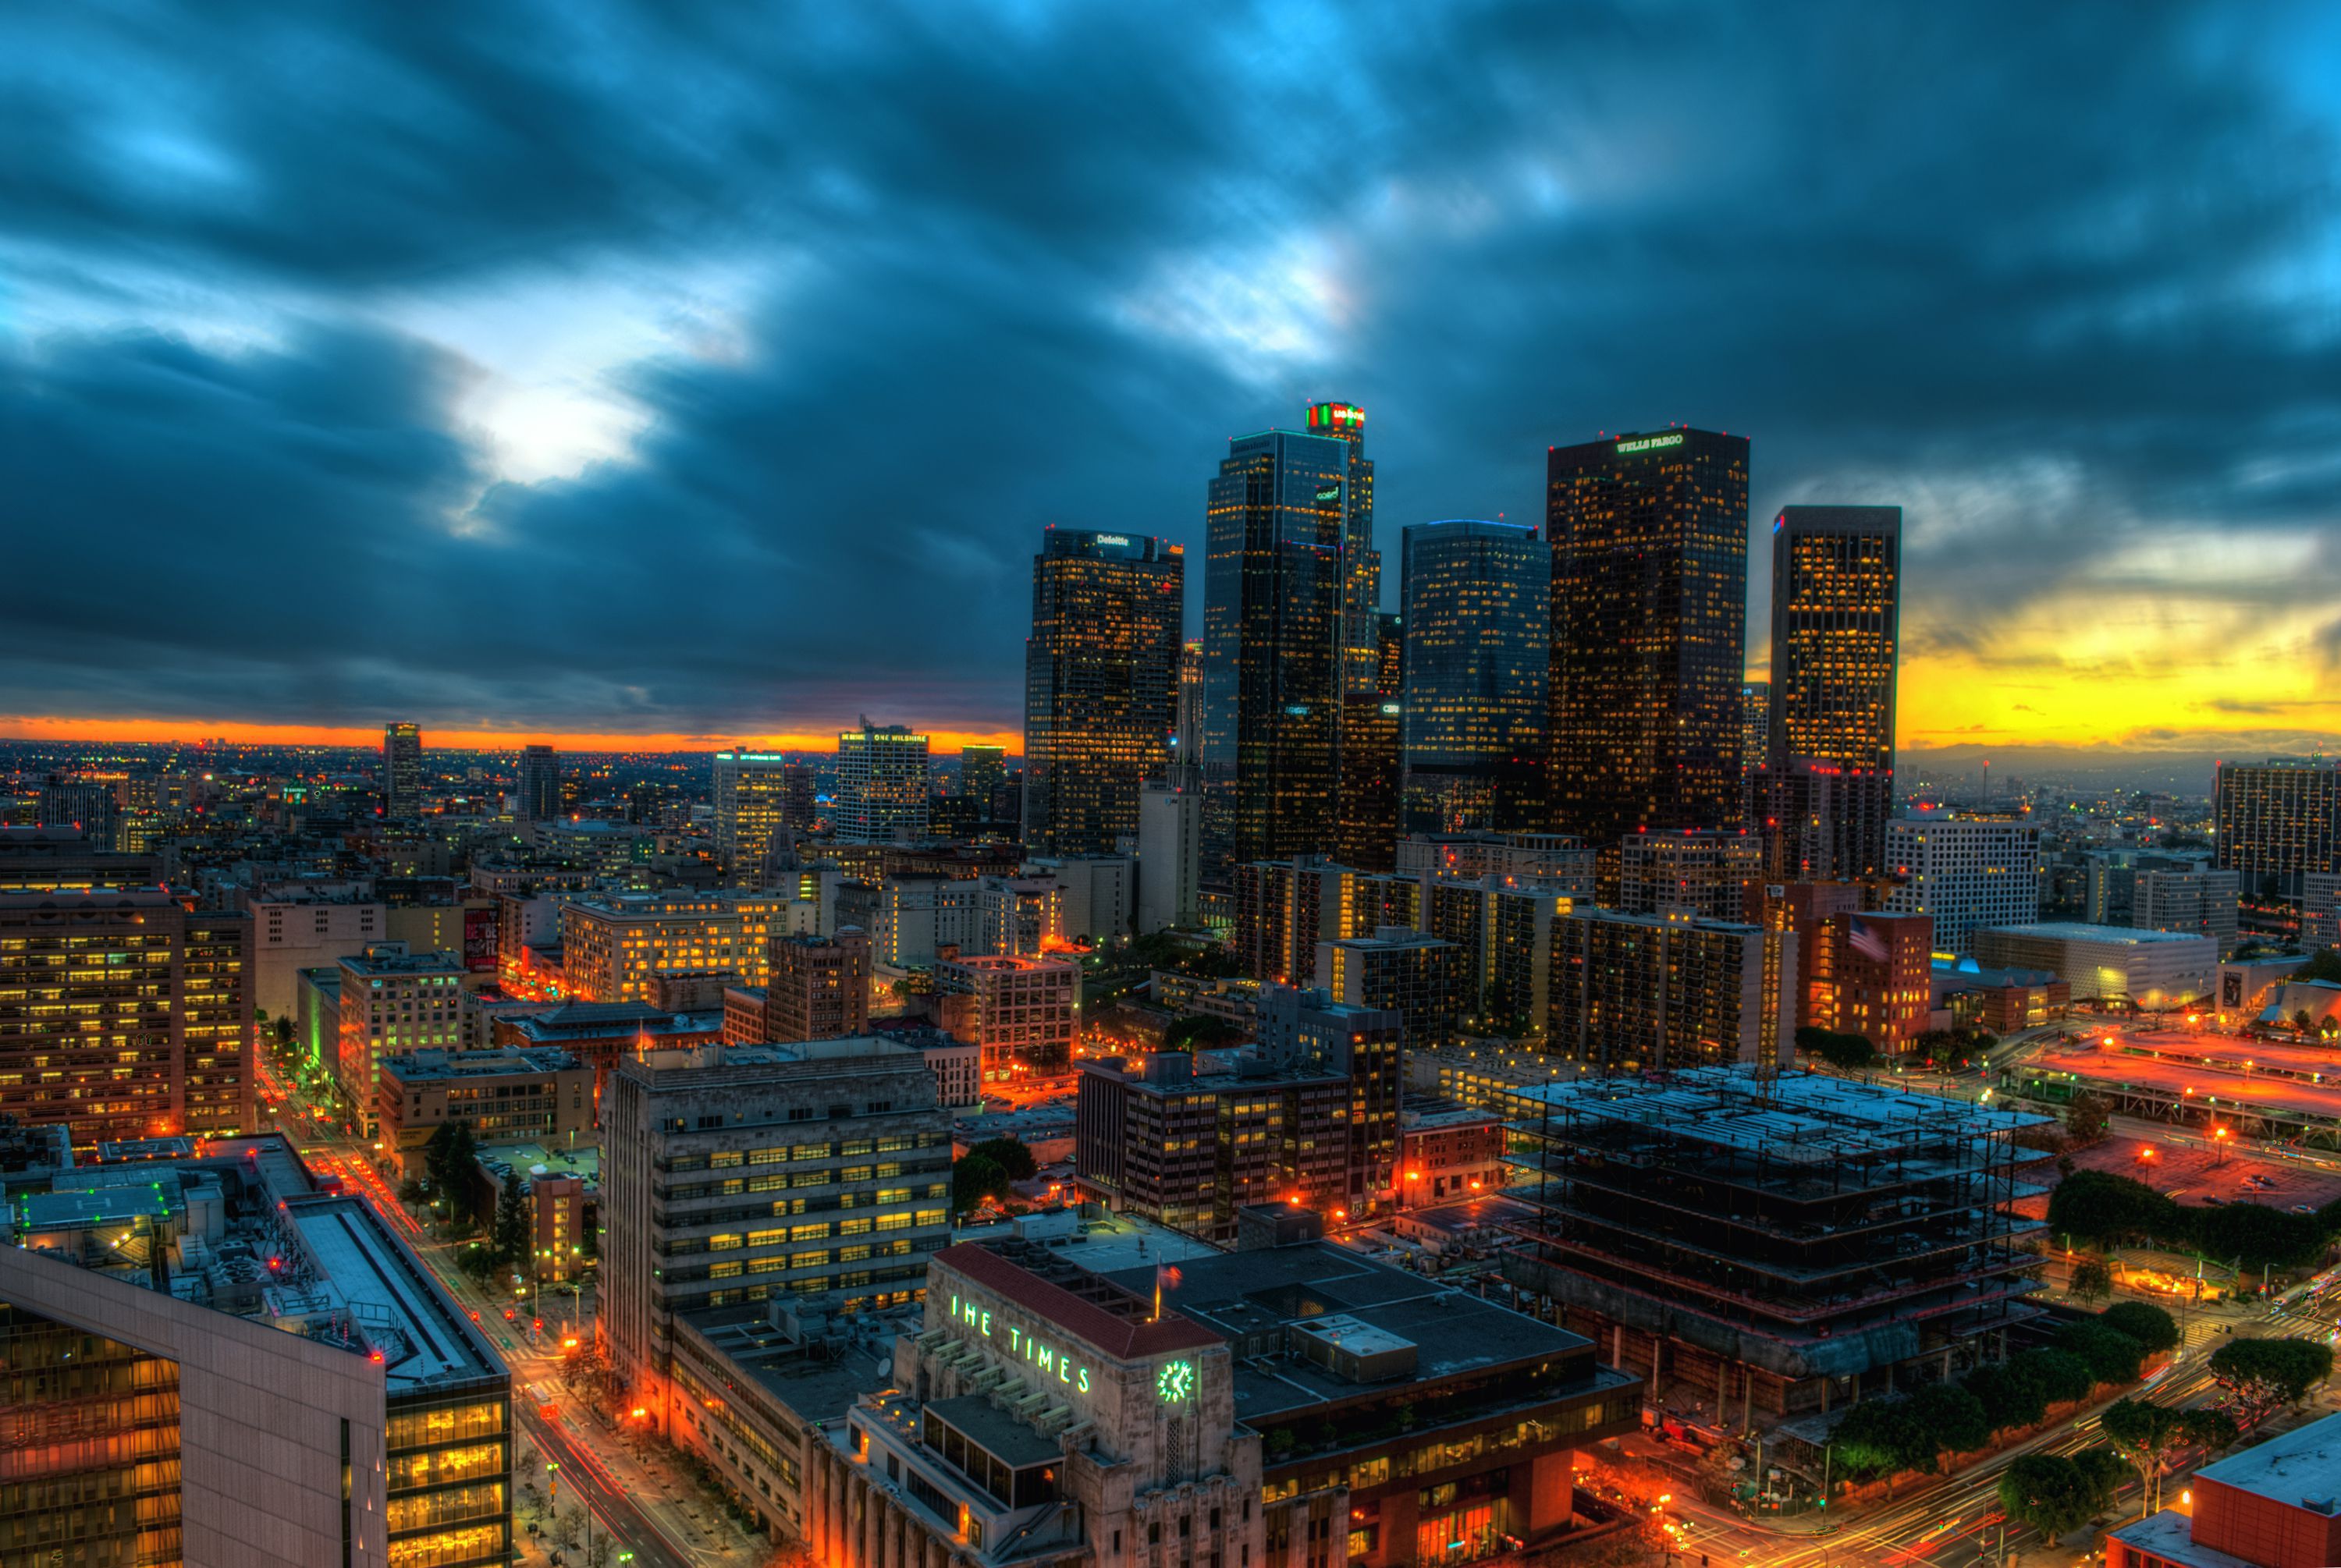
[{"left": 12, "top": 411, "right": 2341, "bottom": 1568}]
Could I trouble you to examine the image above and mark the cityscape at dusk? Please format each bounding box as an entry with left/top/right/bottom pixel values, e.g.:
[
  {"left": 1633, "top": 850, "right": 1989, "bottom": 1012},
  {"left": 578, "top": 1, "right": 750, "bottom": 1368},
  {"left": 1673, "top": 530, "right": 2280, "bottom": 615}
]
[{"left": 9, "top": 6, "right": 2341, "bottom": 1568}]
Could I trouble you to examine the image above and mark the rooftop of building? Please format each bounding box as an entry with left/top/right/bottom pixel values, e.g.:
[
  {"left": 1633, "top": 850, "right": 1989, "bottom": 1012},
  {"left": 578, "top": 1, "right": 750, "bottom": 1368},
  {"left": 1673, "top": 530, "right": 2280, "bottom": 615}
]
[
  {"left": 939, "top": 953, "right": 1079, "bottom": 974},
  {"left": 1507, "top": 1065, "right": 2055, "bottom": 1167},
  {"left": 3, "top": 1133, "right": 501, "bottom": 1392},
  {"left": 2194, "top": 1410, "right": 2341, "bottom": 1500},
  {"left": 2103, "top": 1508, "right": 2252, "bottom": 1568},
  {"left": 1089, "top": 1236, "right": 1625, "bottom": 1423},
  {"left": 502, "top": 1001, "right": 722, "bottom": 1038},
  {"left": 616, "top": 1037, "right": 929, "bottom": 1087},
  {"left": 380, "top": 1047, "right": 584, "bottom": 1084},
  {"left": 933, "top": 1240, "right": 1223, "bottom": 1360},
  {"left": 1931, "top": 957, "right": 2061, "bottom": 988},
  {"left": 0, "top": 885, "right": 181, "bottom": 912},
  {"left": 478, "top": 1141, "right": 598, "bottom": 1190},
  {"left": 1975, "top": 921, "right": 2218, "bottom": 946},
  {"left": 677, "top": 1300, "right": 908, "bottom": 1427},
  {"left": 341, "top": 945, "right": 465, "bottom": 976}
]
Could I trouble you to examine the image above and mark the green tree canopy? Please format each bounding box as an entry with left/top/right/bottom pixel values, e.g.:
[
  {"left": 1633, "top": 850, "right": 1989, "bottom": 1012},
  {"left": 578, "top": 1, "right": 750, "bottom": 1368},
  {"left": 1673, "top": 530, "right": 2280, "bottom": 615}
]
[
  {"left": 2101, "top": 1399, "right": 2236, "bottom": 1515},
  {"left": 2098, "top": 1302, "right": 2180, "bottom": 1355},
  {"left": 964, "top": 1137, "right": 1038, "bottom": 1182},
  {"left": 2012, "top": 1347, "right": 2098, "bottom": 1407},
  {"left": 1793, "top": 1025, "right": 1877, "bottom": 1072},
  {"left": 2054, "top": 1321, "right": 2146, "bottom": 1386},
  {"left": 424, "top": 1119, "right": 480, "bottom": 1226},
  {"left": 952, "top": 1154, "right": 1010, "bottom": 1215},
  {"left": 2193, "top": 1201, "right": 2324, "bottom": 1271},
  {"left": 493, "top": 1170, "right": 531, "bottom": 1268},
  {"left": 2066, "top": 1092, "right": 2112, "bottom": 1145},
  {"left": 2296, "top": 949, "right": 2341, "bottom": 986},
  {"left": 1828, "top": 1396, "right": 1935, "bottom": 1481},
  {"left": 1998, "top": 1453, "right": 2117, "bottom": 1538},
  {"left": 1906, "top": 1381, "right": 1991, "bottom": 1457},
  {"left": 2069, "top": 1258, "right": 2113, "bottom": 1304},
  {"left": 2208, "top": 1337, "right": 2334, "bottom": 1428},
  {"left": 1963, "top": 1361, "right": 2048, "bottom": 1433},
  {"left": 2048, "top": 1169, "right": 2179, "bottom": 1247}
]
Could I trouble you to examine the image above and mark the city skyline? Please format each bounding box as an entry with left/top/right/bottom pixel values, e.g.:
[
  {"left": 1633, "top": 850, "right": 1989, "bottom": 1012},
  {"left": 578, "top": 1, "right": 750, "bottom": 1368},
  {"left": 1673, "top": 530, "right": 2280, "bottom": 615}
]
[{"left": 11, "top": 7, "right": 2341, "bottom": 760}]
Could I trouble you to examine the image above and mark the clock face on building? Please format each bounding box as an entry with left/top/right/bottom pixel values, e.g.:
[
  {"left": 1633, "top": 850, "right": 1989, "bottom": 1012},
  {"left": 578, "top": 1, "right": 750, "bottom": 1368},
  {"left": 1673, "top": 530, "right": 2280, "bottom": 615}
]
[{"left": 1157, "top": 1359, "right": 1195, "bottom": 1403}]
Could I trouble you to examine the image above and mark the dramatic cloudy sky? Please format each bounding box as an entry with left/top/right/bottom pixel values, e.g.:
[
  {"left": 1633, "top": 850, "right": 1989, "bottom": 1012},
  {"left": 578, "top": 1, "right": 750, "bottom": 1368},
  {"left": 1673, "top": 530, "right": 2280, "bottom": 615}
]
[{"left": 7, "top": 2, "right": 2340, "bottom": 761}]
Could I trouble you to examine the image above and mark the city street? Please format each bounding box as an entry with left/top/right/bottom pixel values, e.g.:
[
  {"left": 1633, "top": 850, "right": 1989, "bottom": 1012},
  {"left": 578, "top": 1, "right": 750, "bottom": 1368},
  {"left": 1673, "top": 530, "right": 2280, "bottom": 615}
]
[{"left": 257, "top": 1045, "right": 749, "bottom": 1568}]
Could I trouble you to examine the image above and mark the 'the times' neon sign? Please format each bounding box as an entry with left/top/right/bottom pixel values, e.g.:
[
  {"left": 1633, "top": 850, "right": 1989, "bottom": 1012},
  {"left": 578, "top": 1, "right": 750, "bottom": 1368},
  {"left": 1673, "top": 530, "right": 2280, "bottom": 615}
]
[{"left": 949, "top": 1294, "right": 1093, "bottom": 1393}]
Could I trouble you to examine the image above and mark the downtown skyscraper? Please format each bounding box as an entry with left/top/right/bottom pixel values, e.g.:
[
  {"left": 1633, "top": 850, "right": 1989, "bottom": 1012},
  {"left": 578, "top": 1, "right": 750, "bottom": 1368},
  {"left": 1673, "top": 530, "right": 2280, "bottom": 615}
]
[
  {"left": 1020, "top": 527, "right": 1184, "bottom": 855},
  {"left": 1760, "top": 504, "right": 1902, "bottom": 880},
  {"left": 834, "top": 720, "right": 930, "bottom": 842},
  {"left": 1399, "top": 519, "right": 1550, "bottom": 833},
  {"left": 1201, "top": 423, "right": 1355, "bottom": 880},
  {"left": 1547, "top": 427, "right": 1750, "bottom": 843},
  {"left": 516, "top": 741, "right": 561, "bottom": 821},
  {"left": 1306, "top": 400, "right": 1382, "bottom": 695},
  {"left": 713, "top": 747, "right": 794, "bottom": 880},
  {"left": 382, "top": 720, "right": 422, "bottom": 817}
]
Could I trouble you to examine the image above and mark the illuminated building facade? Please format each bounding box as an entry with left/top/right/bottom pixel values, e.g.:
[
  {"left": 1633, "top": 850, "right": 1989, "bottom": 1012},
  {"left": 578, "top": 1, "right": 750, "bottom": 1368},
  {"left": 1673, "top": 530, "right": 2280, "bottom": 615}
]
[
  {"left": 556, "top": 890, "right": 793, "bottom": 1001},
  {"left": 1807, "top": 910, "right": 1934, "bottom": 1054},
  {"left": 515, "top": 743, "right": 560, "bottom": 822},
  {"left": 934, "top": 953, "right": 1078, "bottom": 1080},
  {"left": 2213, "top": 758, "right": 2341, "bottom": 901},
  {"left": 334, "top": 942, "right": 466, "bottom": 1135},
  {"left": 1547, "top": 428, "right": 1750, "bottom": 841},
  {"left": 1306, "top": 399, "right": 1382, "bottom": 696},
  {"left": 805, "top": 1236, "right": 1641, "bottom": 1568},
  {"left": 1319, "top": 928, "right": 1467, "bottom": 1049},
  {"left": 1021, "top": 529, "right": 1184, "bottom": 857},
  {"left": 0, "top": 1132, "right": 513, "bottom": 1568},
  {"left": 0, "top": 889, "right": 253, "bottom": 1146},
  {"left": 382, "top": 721, "right": 423, "bottom": 817},
  {"left": 765, "top": 928, "right": 872, "bottom": 1042},
  {"left": 1202, "top": 427, "right": 1352, "bottom": 882},
  {"left": 1231, "top": 857, "right": 1417, "bottom": 987},
  {"left": 835, "top": 722, "right": 931, "bottom": 843},
  {"left": 1760, "top": 505, "right": 1902, "bottom": 880},
  {"left": 600, "top": 1041, "right": 952, "bottom": 1414},
  {"left": 1398, "top": 520, "right": 1550, "bottom": 834},
  {"left": 714, "top": 749, "right": 794, "bottom": 882},
  {"left": 1883, "top": 818, "right": 2043, "bottom": 953},
  {"left": 1172, "top": 639, "right": 1205, "bottom": 761},
  {"left": 1334, "top": 694, "right": 1403, "bottom": 872},
  {"left": 1602, "top": 828, "right": 1763, "bottom": 921},
  {"left": 957, "top": 745, "right": 1007, "bottom": 814},
  {"left": 1545, "top": 909, "right": 1794, "bottom": 1073}
]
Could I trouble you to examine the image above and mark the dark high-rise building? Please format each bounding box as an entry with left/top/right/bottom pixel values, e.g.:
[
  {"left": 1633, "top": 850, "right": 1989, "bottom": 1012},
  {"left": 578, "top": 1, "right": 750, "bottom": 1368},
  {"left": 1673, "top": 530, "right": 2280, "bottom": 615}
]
[
  {"left": 2215, "top": 759, "right": 2341, "bottom": 902},
  {"left": 957, "top": 744, "right": 1006, "bottom": 814},
  {"left": 516, "top": 742, "right": 561, "bottom": 821},
  {"left": 382, "top": 720, "right": 423, "bottom": 817},
  {"left": 1547, "top": 427, "right": 1750, "bottom": 842},
  {"left": 781, "top": 759, "right": 817, "bottom": 828},
  {"left": 1171, "top": 638, "right": 1205, "bottom": 764},
  {"left": 36, "top": 775, "right": 116, "bottom": 843},
  {"left": 1740, "top": 679, "right": 1770, "bottom": 821},
  {"left": 1375, "top": 610, "right": 1405, "bottom": 695},
  {"left": 1021, "top": 529, "right": 1183, "bottom": 856},
  {"left": 1202, "top": 427, "right": 1352, "bottom": 879},
  {"left": 1307, "top": 399, "right": 1380, "bottom": 696},
  {"left": 1761, "top": 505, "right": 1902, "bottom": 880},
  {"left": 1335, "top": 694, "right": 1402, "bottom": 872},
  {"left": 1399, "top": 519, "right": 1550, "bottom": 833}
]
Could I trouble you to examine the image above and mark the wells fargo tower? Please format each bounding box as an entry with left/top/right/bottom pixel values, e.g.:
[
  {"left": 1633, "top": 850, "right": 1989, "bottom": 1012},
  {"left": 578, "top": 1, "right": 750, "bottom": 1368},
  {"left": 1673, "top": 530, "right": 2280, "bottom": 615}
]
[
  {"left": 1547, "top": 427, "right": 1750, "bottom": 843},
  {"left": 1021, "top": 527, "right": 1184, "bottom": 856}
]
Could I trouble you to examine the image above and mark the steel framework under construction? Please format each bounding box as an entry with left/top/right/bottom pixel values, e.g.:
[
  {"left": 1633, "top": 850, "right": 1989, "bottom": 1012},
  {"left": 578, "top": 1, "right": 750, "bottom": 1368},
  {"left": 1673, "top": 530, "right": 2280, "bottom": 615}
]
[{"left": 1501, "top": 1065, "right": 2055, "bottom": 1422}]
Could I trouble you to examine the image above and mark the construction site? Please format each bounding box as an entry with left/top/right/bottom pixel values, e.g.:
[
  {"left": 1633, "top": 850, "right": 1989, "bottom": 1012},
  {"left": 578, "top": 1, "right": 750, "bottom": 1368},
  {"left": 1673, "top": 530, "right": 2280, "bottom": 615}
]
[{"left": 1500, "top": 1066, "right": 2055, "bottom": 1428}]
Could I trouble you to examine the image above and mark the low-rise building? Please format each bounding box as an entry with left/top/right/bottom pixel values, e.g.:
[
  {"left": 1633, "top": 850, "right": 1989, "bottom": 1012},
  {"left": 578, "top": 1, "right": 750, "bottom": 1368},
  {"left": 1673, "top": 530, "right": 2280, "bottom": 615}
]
[
  {"left": 805, "top": 1228, "right": 1643, "bottom": 1568},
  {"left": 935, "top": 953, "right": 1079, "bottom": 1084},
  {"left": 1806, "top": 910, "right": 1934, "bottom": 1055},
  {"left": 1970, "top": 921, "right": 2217, "bottom": 1009},
  {"left": 1930, "top": 959, "right": 2071, "bottom": 1033},
  {"left": 1398, "top": 1103, "right": 1507, "bottom": 1204},
  {"left": 2109, "top": 1410, "right": 2341, "bottom": 1568},
  {"left": 474, "top": 1142, "right": 598, "bottom": 1285},
  {"left": 494, "top": 999, "right": 723, "bottom": 1110},
  {"left": 375, "top": 1047, "right": 595, "bottom": 1177}
]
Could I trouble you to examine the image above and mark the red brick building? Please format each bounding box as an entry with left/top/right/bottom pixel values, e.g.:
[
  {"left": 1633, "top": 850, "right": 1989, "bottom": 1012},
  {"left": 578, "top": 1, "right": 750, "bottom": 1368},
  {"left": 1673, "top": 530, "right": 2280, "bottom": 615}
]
[
  {"left": 1810, "top": 910, "right": 1934, "bottom": 1055},
  {"left": 1398, "top": 1104, "right": 1508, "bottom": 1204},
  {"left": 2109, "top": 1410, "right": 2341, "bottom": 1568}
]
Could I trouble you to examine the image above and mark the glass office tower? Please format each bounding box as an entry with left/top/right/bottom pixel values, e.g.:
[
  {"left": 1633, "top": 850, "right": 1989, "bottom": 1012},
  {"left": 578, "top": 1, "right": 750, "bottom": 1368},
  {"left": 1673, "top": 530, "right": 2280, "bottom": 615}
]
[
  {"left": 1305, "top": 400, "right": 1381, "bottom": 697},
  {"left": 1547, "top": 427, "right": 1750, "bottom": 843},
  {"left": 1399, "top": 520, "right": 1550, "bottom": 834},
  {"left": 1201, "top": 427, "right": 1352, "bottom": 881},
  {"left": 1021, "top": 527, "right": 1184, "bottom": 856}
]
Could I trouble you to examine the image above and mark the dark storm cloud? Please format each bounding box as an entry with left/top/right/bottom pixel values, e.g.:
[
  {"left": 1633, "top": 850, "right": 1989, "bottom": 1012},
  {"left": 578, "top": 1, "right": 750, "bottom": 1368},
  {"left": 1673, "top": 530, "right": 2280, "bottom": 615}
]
[{"left": 5, "top": 0, "right": 2338, "bottom": 736}]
